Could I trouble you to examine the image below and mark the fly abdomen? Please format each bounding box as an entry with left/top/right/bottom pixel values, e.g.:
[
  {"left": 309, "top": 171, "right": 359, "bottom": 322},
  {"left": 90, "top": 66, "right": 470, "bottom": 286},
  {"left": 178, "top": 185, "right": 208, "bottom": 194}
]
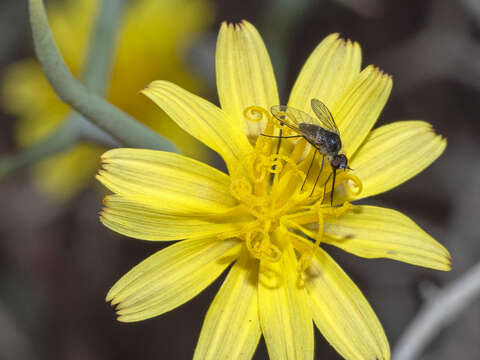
[{"left": 298, "top": 123, "right": 341, "bottom": 154}]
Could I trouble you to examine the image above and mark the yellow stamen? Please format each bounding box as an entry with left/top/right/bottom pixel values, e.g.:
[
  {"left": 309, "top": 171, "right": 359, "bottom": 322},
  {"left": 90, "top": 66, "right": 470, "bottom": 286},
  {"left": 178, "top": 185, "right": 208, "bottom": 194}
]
[{"left": 231, "top": 105, "right": 362, "bottom": 271}]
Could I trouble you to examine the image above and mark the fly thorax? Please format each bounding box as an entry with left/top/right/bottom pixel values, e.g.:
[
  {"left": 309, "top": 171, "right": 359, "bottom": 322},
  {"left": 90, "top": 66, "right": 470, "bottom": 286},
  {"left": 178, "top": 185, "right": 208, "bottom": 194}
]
[{"left": 324, "top": 132, "right": 342, "bottom": 153}]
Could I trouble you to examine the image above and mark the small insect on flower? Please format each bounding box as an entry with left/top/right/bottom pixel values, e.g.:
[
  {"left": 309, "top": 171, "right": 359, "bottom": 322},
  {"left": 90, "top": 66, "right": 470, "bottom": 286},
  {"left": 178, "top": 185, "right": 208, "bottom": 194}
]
[{"left": 268, "top": 98, "right": 351, "bottom": 205}]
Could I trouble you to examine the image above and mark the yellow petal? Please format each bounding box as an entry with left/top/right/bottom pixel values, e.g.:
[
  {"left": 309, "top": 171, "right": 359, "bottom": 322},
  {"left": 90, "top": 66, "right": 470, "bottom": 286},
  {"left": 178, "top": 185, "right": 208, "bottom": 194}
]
[
  {"left": 288, "top": 34, "right": 361, "bottom": 112},
  {"left": 305, "top": 248, "right": 390, "bottom": 360},
  {"left": 349, "top": 121, "right": 446, "bottom": 199},
  {"left": 97, "top": 148, "right": 236, "bottom": 215},
  {"left": 141, "top": 81, "right": 252, "bottom": 170},
  {"left": 332, "top": 65, "right": 392, "bottom": 157},
  {"left": 100, "top": 195, "right": 249, "bottom": 241},
  {"left": 108, "top": 237, "right": 241, "bottom": 322},
  {"left": 258, "top": 243, "right": 314, "bottom": 360},
  {"left": 194, "top": 251, "right": 261, "bottom": 360},
  {"left": 216, "top": 21, "right": 279, "bottom": 139},
  {"left": 323, "top": 205, "right": 451, "bottom": 270}
]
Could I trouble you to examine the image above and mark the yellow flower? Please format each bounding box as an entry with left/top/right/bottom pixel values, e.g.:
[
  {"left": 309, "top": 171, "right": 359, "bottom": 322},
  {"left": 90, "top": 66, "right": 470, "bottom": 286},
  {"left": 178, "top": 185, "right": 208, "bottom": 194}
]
[
  {"left": 2, "top": 0, "right": 213, "bottom": 200},
  {"left": 97, "top": 21, "right": 451, "bottom": 360}
]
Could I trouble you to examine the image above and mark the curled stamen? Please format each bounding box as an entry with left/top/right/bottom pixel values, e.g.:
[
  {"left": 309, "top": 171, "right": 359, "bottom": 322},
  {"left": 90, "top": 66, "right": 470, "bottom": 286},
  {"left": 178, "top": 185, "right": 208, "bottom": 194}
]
[
  {"left": 271, "top": 155, "right": 305, "bottom": 194},
  {"left": 267, "top": 158, "right": 285, "bottom": 174},
  {"left": 338, "top": 172, "right": 363, "bottom": 197},
  {"left": 245, "top": 229, "right": 265, "bottom": 256},
  {"left": 245, "top": 229, "right": 267, "bottom": 255},
  {"left": 230, "top": 178, "right": 253, "bottom": 201},
  {"left": 244, "top": 106, "right": 271, "bottom": 123},
  {"left": 271, "top": 154, "right": 298, "bottom": 170},
  {"left": 245, "top": 226, "right": 281, "bottom": 263},
  {"left": 252, "top": 159, "right": 270, "bottom": 183},
  {"left": 265, "top": 244, "right": 282, "bottom": 262}
]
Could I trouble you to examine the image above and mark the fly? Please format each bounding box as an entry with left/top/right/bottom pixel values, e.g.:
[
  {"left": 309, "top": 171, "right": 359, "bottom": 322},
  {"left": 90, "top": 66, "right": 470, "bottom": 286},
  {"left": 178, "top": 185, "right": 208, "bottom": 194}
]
[{"left": 267, "top": 98, "right": 351, "bottom": 205}]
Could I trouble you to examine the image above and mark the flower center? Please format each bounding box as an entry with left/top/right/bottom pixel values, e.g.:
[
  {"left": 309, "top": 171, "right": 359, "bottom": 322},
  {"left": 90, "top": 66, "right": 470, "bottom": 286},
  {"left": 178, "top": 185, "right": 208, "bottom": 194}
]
[{"left": 228, "top": 106, "right": 362, "bottom": 271}]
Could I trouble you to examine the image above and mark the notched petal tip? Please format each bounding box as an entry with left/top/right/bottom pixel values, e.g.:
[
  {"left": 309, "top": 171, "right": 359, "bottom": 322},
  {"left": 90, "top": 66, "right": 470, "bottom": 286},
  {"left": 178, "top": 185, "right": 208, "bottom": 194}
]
[
  {"left": 222, "top": 19, "right": 257, "bottom": 33},
  {"left": 105, "top": 292, "right": 114, "bottom": 303},
  {"left": 364, "top": 64, "right": 393, "bottom": 81},
  {"left": 440, "top": 250, "right": 452, "bottom": 271},
  {"left": 140, "top": 80, "right": 164, "bottom": 95},
  {"left": 99, "top": 148, "right": 122, "bottom": 163},
  {"left": 430, "top": 240, "right": 452, "bottom": 271},
  {"left": 98, "top": 211, "right": 106, "bottom": 224},
  {"left": 105, "top": 285, "right": 117, "bottom": 303},
  {"left": 325, "top": 32, "right": 340, "bottom": 41},
  {"left": 219, "top": 21, "right": 232, "bottom": 34},
  {"left": 427, "top": 124, "right": 448, "bottom": 147},
  {"left": 95, "top": 172, "right": 103, "bottom": 182},
  {"left": 95, "top": 170, "right": 111, "bottom": 189},
  {"left": 109, "top": 295, "right": 122, "bottom": 307},
  {"left": 220, "top": 20, "right": 248, "bottom": 30}
]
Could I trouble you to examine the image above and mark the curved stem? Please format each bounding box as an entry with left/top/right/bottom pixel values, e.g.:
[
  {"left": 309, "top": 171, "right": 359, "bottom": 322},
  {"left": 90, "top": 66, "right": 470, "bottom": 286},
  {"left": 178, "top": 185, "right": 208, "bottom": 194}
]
[
  {"left": 392, "top": 261, "right": 480, "bottom": 360},
  {"left": 74, "top": 0, "right": 126, "bottom": 146},
  {"left": 28, "top": 0, "right": 178, "bottom": 152},
  {"left": 82, "top": 0, "right": 126, "bottom": 94}
]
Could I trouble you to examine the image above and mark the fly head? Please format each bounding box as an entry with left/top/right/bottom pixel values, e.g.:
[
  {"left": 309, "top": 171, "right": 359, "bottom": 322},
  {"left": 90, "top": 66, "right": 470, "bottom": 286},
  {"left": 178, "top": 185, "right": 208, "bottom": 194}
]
[{"left": 330, "top": 154, "right": 348, "bottom": 170}]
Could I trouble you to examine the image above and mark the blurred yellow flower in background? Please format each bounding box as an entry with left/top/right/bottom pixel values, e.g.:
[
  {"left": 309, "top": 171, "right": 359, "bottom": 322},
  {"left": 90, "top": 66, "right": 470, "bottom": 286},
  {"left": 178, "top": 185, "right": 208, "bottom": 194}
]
[{"left": 2, "top": 0, "right": 213, "bottom": 200}]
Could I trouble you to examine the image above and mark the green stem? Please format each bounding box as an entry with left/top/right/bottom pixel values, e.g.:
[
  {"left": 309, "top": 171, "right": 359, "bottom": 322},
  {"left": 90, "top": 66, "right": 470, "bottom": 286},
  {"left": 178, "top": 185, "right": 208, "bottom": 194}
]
[
  {"left": 82, "top": 0, "right": 126, "bottom": 94},
  {"left": 74, "top": 0, "right": 127, "bottom": 145},
  {"left": 28, "top": 0, "right": 179, "bottom": 152}
]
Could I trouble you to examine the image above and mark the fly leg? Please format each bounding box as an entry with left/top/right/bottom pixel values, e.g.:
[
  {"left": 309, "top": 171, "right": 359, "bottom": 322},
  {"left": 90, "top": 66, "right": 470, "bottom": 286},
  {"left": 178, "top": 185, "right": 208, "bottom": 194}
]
[
  {"left": 301, "top": 150, "right": 316, "bottom": 191},
  {"left": 310, "top": 154, "right": 325, "bottom": 196},
  {"left": 259, "top": 134, "right": 303, "bottom": 139},
  {"left": 321, "top": 172, "right": 332, "bottom": 205},
  {"left": 330, "top": 169, "right": 337, "bottom": 206},
  {"left": 259, "top": 132, "right": 303, "bottom": 184}
]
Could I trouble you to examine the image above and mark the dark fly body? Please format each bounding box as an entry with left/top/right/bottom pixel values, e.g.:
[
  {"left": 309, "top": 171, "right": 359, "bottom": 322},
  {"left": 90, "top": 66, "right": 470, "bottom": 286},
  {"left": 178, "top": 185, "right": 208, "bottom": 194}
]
[{"left": 268, "top": 99, "right": 350, "bottom": 205}]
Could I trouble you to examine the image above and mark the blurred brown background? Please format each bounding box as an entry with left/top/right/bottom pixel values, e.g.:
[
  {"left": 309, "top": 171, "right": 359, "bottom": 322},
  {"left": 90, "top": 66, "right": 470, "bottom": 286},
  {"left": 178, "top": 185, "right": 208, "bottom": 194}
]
[{"left": 1, "top": 0, "right": 479, "bottom": 359}]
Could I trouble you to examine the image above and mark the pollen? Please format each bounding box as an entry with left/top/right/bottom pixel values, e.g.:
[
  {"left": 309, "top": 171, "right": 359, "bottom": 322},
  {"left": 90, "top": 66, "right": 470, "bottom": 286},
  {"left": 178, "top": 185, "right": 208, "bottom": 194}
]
[{"left": 227, "top": 106, "right": 363, "bottom": 269}]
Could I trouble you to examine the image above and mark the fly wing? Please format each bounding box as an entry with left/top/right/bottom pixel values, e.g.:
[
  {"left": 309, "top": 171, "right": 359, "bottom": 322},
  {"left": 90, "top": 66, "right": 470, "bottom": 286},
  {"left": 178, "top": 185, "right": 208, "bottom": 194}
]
[
  {"left": 270, "top": 105, "right": 320, "bottom": 134},
  {"left": 311, "top": 98, "right": 339, "bottom": 134}
]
